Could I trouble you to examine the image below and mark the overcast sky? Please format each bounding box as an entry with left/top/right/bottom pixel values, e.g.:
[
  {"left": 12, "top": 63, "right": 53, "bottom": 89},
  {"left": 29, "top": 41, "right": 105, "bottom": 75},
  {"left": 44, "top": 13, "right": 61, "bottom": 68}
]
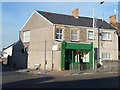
[{"left": 1, "top": 0, "right": 119, "bottom": 49}]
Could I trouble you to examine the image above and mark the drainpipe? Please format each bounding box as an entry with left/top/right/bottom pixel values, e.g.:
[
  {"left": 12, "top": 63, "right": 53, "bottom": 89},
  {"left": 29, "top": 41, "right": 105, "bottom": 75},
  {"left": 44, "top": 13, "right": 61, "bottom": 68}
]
[
  {"left": 44, "top": 40, "right": 47, "bottom": 73},
  {"left": 97, "top": 25, "right": 102, "bottom": 65},
  {"left": 97, "top": 28, "right": 100, "bottom": 67},
  {"left": 51, "top": 24, "right": 56, "bottom": 71}
]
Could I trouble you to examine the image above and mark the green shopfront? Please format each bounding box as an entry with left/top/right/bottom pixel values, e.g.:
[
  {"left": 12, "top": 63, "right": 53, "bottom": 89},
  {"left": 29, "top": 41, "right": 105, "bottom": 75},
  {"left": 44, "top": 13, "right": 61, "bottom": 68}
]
[{"left": 61, "top": 41, "right": 93, "bottom": 70}]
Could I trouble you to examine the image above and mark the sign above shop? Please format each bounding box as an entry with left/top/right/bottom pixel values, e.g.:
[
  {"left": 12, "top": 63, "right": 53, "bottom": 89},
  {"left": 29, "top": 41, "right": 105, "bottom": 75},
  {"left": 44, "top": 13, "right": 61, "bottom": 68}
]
[{"left": 52, "top": 45, "right": 58, "bottom": 51}]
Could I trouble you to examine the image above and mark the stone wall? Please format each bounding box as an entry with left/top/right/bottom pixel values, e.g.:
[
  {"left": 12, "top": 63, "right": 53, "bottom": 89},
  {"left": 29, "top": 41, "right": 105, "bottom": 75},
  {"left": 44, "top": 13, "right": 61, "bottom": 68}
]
[{"left": 100, "top": 60, "right": 120, "bottom": 72}]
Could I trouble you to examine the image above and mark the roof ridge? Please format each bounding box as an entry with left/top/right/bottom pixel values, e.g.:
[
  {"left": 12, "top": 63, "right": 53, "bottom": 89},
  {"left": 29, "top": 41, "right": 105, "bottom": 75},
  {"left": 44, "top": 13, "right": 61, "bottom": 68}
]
[
  {"left": 36, "top": 10, "right": 73, "bottom": 17},
  {"left": 36, "top": 10, "right": 99, "bottom": 20}
]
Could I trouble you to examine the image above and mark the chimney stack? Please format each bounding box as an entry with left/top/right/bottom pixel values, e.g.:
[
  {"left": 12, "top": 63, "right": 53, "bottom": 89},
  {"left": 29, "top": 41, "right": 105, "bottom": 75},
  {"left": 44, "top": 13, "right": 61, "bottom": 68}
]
[
  {"left": 72, "top": 8, "right": 79, "bottom": 18},
  {"left": 109, "top": 15, "right": 116, "bottom": 24}
]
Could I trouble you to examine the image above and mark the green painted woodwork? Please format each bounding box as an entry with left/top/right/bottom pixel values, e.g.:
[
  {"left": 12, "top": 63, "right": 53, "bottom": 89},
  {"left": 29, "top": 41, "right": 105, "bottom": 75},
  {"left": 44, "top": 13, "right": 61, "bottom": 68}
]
[
  {"left": 61, "top": 40, "right": 66, "bottom": 70},
  {"left": 89, "top": 42, "right": 93, "bottom": 68},
  {"left": 72, "top": 50, "right": 74, "bottom": 63},
  {"left": 61, "top": 41, "right": 93, "bottom": 70},
  {"left": 66, "top": 43, "right": 91, "bottom": 50},
  {"left": 69, "top": 63, "right": 90, "bottom": 70}
]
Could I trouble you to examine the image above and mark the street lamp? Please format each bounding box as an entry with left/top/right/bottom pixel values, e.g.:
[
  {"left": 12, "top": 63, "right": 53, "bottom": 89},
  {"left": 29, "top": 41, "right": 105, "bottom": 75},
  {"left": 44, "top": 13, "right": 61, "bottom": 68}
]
[{"left": 93, "top": 0, "right": 104, "bottom": 71}]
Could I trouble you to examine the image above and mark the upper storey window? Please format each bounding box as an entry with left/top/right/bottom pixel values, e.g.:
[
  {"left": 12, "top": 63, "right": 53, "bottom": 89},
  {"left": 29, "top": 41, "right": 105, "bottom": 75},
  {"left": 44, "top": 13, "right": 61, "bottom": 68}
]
[
  {"left": 71, "top": 30, "right": 78, "bottom": 41},
  {"left": 55, "top": 28, "right": 63, "bottom": 40},
  {"left": 102, "top": 32, "right": 111, "bottom": 40},
  {"left": 23, "top": 30, "right": 30, "bottom": 42}
]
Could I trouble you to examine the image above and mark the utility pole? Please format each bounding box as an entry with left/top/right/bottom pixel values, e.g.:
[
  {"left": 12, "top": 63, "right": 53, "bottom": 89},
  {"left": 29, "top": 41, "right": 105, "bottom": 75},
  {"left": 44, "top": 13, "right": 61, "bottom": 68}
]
[{"left": 93, "top": 0, "right": 104, "bottom": 71}]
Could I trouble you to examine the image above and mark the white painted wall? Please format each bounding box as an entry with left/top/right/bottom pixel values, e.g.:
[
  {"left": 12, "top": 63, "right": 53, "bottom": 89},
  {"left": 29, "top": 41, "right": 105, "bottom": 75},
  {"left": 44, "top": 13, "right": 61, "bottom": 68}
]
[{"left": 3, "top": 46, "right": 13, "bottom": 58}]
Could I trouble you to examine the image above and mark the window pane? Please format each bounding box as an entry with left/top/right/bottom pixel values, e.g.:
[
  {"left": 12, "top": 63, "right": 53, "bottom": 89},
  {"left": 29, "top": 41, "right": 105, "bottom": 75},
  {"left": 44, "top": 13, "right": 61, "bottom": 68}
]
[
  {"left": 56, "top": 29, "right": 59, "bottom": 33},
  {"left": 60, "top": 29, "right": 62, "bottom": 33},
  {"left": 88, "top": 31, "right": 93, "bottom": 39},
  {"left": 56, "top": 34, "right": 59, "bottom": 39},
  {"left": 102, "top": 53, "right": 105, "bottom": 59},
  {"left": 108, "top": 33, "right": 110, "bottom": 40},
  {"left": 55, "top": 28, "right": 62, "bottom": 39},
  {"left": 102, "top": 33, "right": 107, "bottom": 40},
  {"left": 60, "top": 35, "right": 62, "bottom": 39},
  {"left": 74, "top": 30, "right": 77, "bottom": 34},
  {"left": 89, "top": 34, "right": 93, "bottom": 39},
  {"left": 23, "top": 31, "right": 30, "bottom": 42},
  {"left": 102, "top": 33, "right": 111, "bottom": 40},
  {"left": 72, "top": 36, "right": 78, "bottom": 40},
  {"left": 71, "top": 30, "right": 78, "bottom": 41},
  {"left": 72, "top": 35, "right": 75, "bottom": 40},
  {"left": 102, "top": 53, "right": 111, "bottom": 60}
]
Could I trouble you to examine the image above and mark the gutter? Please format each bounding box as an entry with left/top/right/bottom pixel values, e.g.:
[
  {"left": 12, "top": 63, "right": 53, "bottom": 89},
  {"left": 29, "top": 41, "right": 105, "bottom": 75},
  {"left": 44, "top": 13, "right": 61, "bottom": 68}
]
[{"left": 54, "top": 24, "right": 116, "bottom": 31}]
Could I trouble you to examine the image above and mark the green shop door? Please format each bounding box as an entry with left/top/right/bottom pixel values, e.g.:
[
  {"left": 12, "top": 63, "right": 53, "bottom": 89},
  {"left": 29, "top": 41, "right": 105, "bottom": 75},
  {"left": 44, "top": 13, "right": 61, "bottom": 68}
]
[{"left": 65, "top": 49, "right": 73, "bottom": 70}]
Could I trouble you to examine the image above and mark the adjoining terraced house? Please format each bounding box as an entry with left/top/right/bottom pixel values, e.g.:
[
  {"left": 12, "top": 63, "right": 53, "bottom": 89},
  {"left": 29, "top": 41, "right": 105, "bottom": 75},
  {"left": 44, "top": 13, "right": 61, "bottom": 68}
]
[
  {"left": 10, "top": 9, "right": 118, "bottom": 71},
  {"left": 109, "top": 15, "right": 120, "bottom": 60}
]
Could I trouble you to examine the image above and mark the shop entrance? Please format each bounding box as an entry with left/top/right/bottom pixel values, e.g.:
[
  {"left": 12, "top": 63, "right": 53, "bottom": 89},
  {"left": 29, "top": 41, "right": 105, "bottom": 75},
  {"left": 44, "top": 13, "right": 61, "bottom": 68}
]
[
  {"left": 65, "top": 49, "right": 90, "bottom": 70},
  {"left": 61, "top": 41, "right": 93, "bottom": 71}
]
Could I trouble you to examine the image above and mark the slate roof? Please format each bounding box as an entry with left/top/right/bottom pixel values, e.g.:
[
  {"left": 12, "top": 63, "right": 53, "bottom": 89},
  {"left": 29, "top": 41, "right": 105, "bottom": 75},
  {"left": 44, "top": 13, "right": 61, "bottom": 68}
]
[{"left": 36, "top": 10, "right": 116, "bottom": 30}]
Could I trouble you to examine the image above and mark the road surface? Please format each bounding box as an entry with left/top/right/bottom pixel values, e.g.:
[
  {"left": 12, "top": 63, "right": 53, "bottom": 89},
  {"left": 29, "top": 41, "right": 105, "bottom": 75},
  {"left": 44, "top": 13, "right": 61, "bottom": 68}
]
[{"left": 2, "top": 64, "right": 119, "bottom": 88}]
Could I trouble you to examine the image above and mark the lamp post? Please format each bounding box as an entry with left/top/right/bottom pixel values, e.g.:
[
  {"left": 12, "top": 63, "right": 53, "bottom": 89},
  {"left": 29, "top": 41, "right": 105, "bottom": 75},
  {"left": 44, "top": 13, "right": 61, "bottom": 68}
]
[{"left": 93, "top": 0, "right": 104, "bottom": 71}]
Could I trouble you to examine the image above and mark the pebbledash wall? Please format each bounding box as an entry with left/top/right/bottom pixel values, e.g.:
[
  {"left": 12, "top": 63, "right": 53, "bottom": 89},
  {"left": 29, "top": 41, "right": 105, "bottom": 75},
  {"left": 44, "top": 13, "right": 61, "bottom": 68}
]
[{"left": 20, "top": 11, "right": 59, "bottom": 70}]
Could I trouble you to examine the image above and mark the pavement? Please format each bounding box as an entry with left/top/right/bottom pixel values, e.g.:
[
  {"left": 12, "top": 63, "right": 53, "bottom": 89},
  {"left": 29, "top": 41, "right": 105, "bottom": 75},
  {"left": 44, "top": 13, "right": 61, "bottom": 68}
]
[
  {"left": 16, "top": 68, "right": 119, "bottom": 76},
  {"left": 2, "top": 63, "right": 119, "bottom": 76},
  {"left": 17, "top": 69, "right": 71, "bottom": 76}
]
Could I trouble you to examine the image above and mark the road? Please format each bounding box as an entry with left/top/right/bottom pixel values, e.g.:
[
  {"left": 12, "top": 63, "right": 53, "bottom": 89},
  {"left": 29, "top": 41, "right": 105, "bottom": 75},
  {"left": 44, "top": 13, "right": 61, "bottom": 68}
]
[{"left": 2, "top": 64, "right": 119, "bottom": 88}]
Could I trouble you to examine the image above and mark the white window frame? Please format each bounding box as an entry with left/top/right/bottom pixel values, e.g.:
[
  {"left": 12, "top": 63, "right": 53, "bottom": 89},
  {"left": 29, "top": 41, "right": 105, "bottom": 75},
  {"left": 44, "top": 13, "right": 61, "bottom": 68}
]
[
  {"left": 55, "top": 28, "right": 63, "bottom": 40},
  {"left": 102, "top": 32, "right": 111, "bottom": 41},
  {"left": 88, "top": 31, "right": 93, "bottom": 40},
  {"left": 23, "top": 30, "right": 30, "bottom": 42},
  {"left": 102, "top": 53, "right": 111, "bottom": 60},
  {"left": 71, "top": 30, "right": 78, "bottom": 41}
]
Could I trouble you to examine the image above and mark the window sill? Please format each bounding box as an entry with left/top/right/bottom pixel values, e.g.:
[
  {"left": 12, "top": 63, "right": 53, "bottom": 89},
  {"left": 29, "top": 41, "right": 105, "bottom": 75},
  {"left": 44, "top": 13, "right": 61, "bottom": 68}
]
[
  {"left": 71, "top": 40, "right": 79, "bottom": 42},
  {"left": 102, "top": 59, "right": 112, "bottom": 60},
  {"left": 88, "top": 39, "right": 94, "bottom": 40},
  {"left": 102, "top": 40, "right": 112, "bottom": 42},
  {"left": 88, "top": 39, "right": 96, "bottom": 41},
  {"left": 54, "top": 39, "right": 63, "bottom": 42},
  {"left": 23, "top": 42, "right": 30, "bottom": 44}
]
